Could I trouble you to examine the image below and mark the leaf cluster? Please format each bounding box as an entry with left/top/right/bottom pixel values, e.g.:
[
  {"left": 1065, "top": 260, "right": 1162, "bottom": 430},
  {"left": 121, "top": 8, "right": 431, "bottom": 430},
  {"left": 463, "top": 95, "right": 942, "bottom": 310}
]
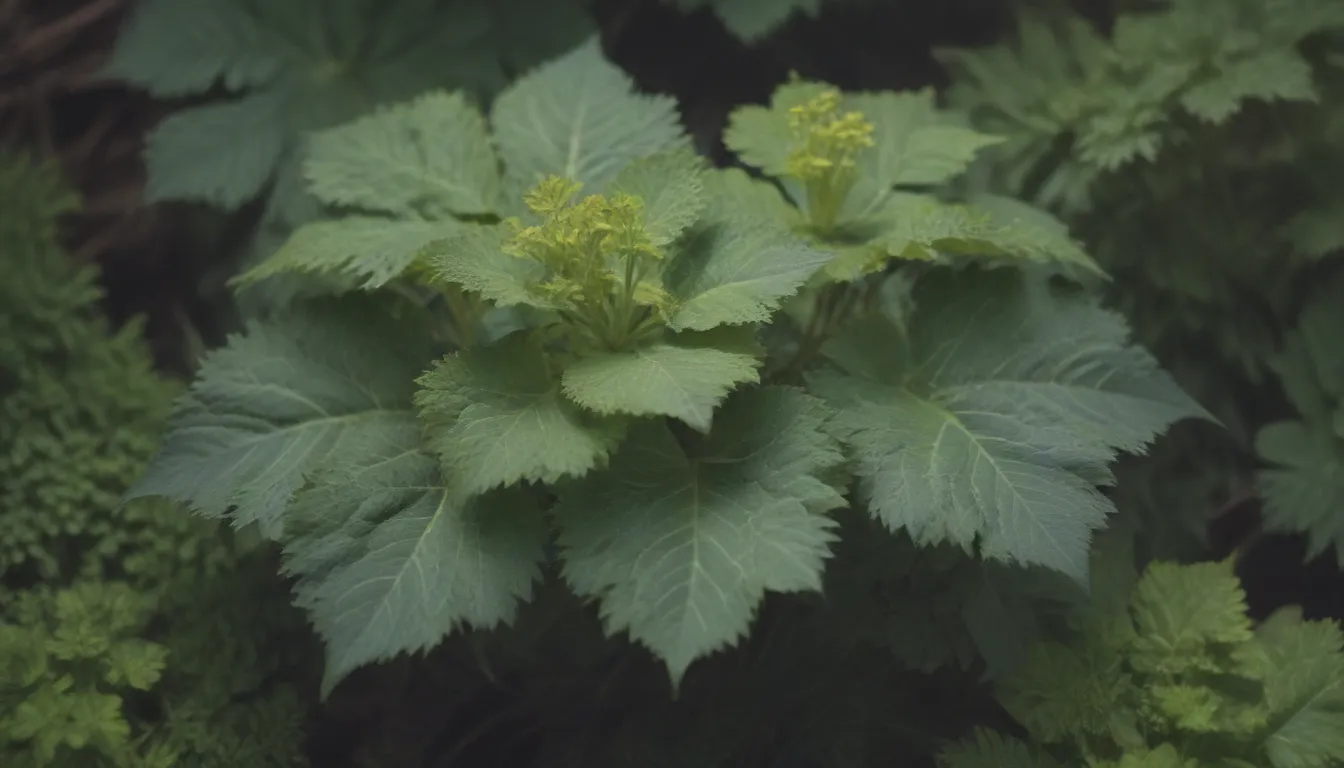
[
  {"left": 942, "top": 547, "right": 1344, "bottom": 768},
  {"left": 124, "top": 34, "right": 1213, "bottom": 706}
]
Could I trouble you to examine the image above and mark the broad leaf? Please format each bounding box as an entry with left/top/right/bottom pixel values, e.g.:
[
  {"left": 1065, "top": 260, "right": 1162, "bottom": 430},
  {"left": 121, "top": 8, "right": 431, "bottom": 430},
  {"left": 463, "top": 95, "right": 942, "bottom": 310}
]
[
  {"left": 144, "top": 92, "right": 287, "bottom": 208},
  {"left": 607, "top": 148, "right": 708, "bottom": 247},
  {"left": 1256, "top": 288, "right": 1344, "bottom": 560},
  {"left": 421, "top": 222, "right": 546, "bottom": 308},
  {"left": 284, "top": 420, "right": 547, "bottom": 696},
  {"left": 491, "top": 37, "right": 686, "bottom": 190},
  {"left": 554, "top": 387, "right": 845, "bottom": 685},
  {"left": 304, "top": 91, "right": 501, "bottom": 218},
  {"left": 838, "top": 89, "right": 1003, "bottom": 220},
  {"left": 415, "top": 334, "right": 624, "bottom": 497},
  {"left": 808, "top": 269, "right": 1205, "bottom": 582},
  {"left": 939, "top": 728, "right": 1059, "bottom": 768},
  {"left": 667, "top": 216, "right": 832, "bottom": 331},
  {"left": 125, "top": 297, "right": 435, "bottom": 539},
  {"left": 1257, "top": 608, "right": 1344, "bottom": 768},
  {"left": 561, "top": 341, "right": 760, "bottom": 432},
  {"left": 723, "top": 79, "right": 834, "bottom": 178},
  {"left": 235, "top": 216, "right": 466, "bottom": 290}
]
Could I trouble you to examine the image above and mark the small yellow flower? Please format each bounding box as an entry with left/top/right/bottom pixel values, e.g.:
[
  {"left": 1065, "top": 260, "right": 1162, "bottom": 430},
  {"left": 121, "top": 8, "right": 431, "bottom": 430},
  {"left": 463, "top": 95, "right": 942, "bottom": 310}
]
[{"left": 781, "top": 89, "right": 875, "bottom": 234}]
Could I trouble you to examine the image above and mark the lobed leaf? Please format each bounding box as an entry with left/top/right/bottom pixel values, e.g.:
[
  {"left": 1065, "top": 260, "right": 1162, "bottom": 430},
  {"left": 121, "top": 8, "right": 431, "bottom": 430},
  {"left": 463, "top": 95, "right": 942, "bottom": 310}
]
[
  {"left": 304, "top": 91, "right": 501, "bottom": 218},
  {"left": 554, "top": 387, "right": 845, "bottom": 686},
  {"left": 561, "top": 341, "right": 760, "bottom": 432},
  {"left": 809, "top": 269, "right": 1206, "bottom": 582},
  {"left": 125, "top": 297, "right": 435, "bottom": 539},
  {"left": 235, "top": 216, "right": 466, "bottom": 290},
  {"left": 491, "top": 37, "right": 687, "bottom": 191},
  {"left": 607, "top": 148, "right": 708, "bottom": 247},
  {"left": 414, "top": 334, "right": 624, "bottom": 497},
  {"left": 284, "top": 421, "right": 547, "bottom": 697}
]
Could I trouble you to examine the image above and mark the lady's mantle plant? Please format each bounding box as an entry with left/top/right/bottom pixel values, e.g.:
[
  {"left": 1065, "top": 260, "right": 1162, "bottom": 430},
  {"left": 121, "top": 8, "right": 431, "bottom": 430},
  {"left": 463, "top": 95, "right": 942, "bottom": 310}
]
[{"left": 128, "top": 38, "right": 1208, "bottom": 695}]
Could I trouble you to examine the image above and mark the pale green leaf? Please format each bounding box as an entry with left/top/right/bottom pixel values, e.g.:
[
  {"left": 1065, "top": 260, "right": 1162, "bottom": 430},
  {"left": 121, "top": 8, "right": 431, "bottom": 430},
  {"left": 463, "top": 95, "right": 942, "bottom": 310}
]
[
  {"left": 414, "top": 334, "right": 623, "bottom": 497},
  {"left": 304, "top": 91, "right": 501, "bottom": 217},
  {"left": 1129, "top": 560, "right": 1253, "bottom": 677},
  {"left": 700, "top": 167, "right": 801, "bottom": 225},
  {"left": 808, "top": 269, "right": 1205, "bottom": 581},
  {"left": 125, "top": 297, "right": 434, "bottom": 539},
  {"left": 1256, "top": 608, "right": 1344, "bottom": 768},
  {"left": 607, "top": 148, "right": 708, "bottom": 246},
  {"left": 491, "top": 37, "right": 687, "bottom": 190},
  {"left": 667, "top": 217, "right": 832, "bottom": 331},
  {"left": 421, "top": 222, "right": 546, "bottom": 308},
  {"left": 561, "top": 341, "right": 760, "bottom": 432},
  {"left": 723, "top": 79, "right": 833, "bottom": 177},
  {"left": 144, "top": 92, "right": 287, "bottom": 209},
  {"left": 839, "top": 89, "right": 1003, "bottom": 219},
  {"left": 554, "top": 387, "right": 844, "bottom": 685},
  {"left": 284, "top": 422, "right": 546, "bottom": 696},
  {"left": 235, "top": 216, "right": 466, "bottom": 290},
  {"left": 705, "top": 0, "right": 822, "bottom": 42}
]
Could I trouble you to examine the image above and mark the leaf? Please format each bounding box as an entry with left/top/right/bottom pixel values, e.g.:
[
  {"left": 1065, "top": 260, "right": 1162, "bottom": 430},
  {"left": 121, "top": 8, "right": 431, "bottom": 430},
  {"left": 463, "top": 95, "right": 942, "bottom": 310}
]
[
  {"left": 1179, "top": 48, "right": 1319, "bottom": 123},
  {"left": 607, "top": 148, "right": 708, "bottom": 246},
  {"left": 143, "top": 92, "right": 287, "bottom": 209},
  {"left": 1256, "top": 608, "right": 1344, "bottom": 768},
  {"left": 125, "top": 297, "right": 434, "bottom": 539},
  {"left": 808, "top": 269, "right": 1206, "bottom": 581},
  {"left": 1128, "top": 560, "right": 1254, "bottom": 677},
  {"left": 414, "top": 334, "right": 624, "bottom": 497},
  {"left": 938, "top": 728, "right": 1059, "bottom": 768},
  {"left": 561, "top": 341, "right": 760, "bottom": 432},
  {"left": 491, "top": 37, "right": 687, "bottom": 190},
  {"left": 723, "top": 78, "right": 835, "bottom": 177},
  {"left": 303, "top": 91, "right": 501, "bottom": 217},
  {"left": 554, "top": 387, "right": 845, "bottom": 685},
  {"left": 421, "top": 222, "right": 546, "bottom": 307},
  {"left": 838, "top": 89, "right": 1004, "bottom": 219},
  {"left": 997, "top": 629, "right": 1135, "bottom": 743},
  {"left": 235, "top": 216, "right": 466, "bottom": 290},
  {"left": 1256, "top": 287, "right": 1344, "bottom": 560},
  {"left": 666, "top": 216, "right": 833, "bottom": 331},
  {"left": 100, "top": 0, "right": 279, "bottom": 97},
  {"left": 825, "top": 192, "right": 1104, "bottom": 280},
  {"left": 284, "top": 421, "right": 547, "bottom": 696}
]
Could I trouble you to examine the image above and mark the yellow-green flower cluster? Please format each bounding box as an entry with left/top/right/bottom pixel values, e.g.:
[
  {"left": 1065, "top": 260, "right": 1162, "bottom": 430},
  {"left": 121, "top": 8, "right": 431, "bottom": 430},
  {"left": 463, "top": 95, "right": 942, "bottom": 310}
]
[
  {"left": 784, "top": 89, "right": 875, "bottom": 233},
  {"left": 505, "top": 176, "right": 673, "bottom": 350}
]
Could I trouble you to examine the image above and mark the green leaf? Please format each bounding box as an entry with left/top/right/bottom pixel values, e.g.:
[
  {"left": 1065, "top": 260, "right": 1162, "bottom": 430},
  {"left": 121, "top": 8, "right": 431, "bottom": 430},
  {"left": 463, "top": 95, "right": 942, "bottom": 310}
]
[
  {"left": 421, "top": 222, "right": 546, "bottom": 307},
  {"left": 1179, "top": 48, "right": 1319, "bottom": 123},
  {"left": 144, "top": 92, "right": 287, "bottom": 209},
  {"left": 234, "top": 216, "right": 466, "bottom": 290},
  {"left": 838, "top": 89, "right": 1004, "bottom": 219},
  {"left": 1128, "top": 560, "right": 1254, "bottom": 677},
  {"left": 723, "top": 79, "right": 834, "bottom": 177},
  {"left": 667, "top": 217, "right": 832, "bottom": 331},
  {"left": 303, "top": 91, "right": 501, "bottom": 218},
  {"left": 825, "top": 192, "right": 1104, "bottom": 281},
  {"left": 125, "top": 297, "right": 434, "bottom": 539},
  {"left": 100, "top": 0, "right": 278, "bottom": 97},
  {"left": 938, "top": 728, "right": 1059, "bottom": 768},
  {"left": 491, "top": 37, "right": 687, "bottom": 190},
  {"left": 675, "top": 0, "right": 823, "bottom": 42},
  {"left": 414, "top": 334, "right": 624, "bottom": 497},
  {"left": 1257, "top": 607, "right": 1344, "bottom": 768},
  {"left": 284, "top": 421, "right": 547, "bottom": 696},
  {"left": 808, "top": 270, "right": 1205, "bottom": 581},
  {"left": 1255, "top": 284, "right": 1344, "bottom": 560},
  {"left": 554, "top": 387, "right": 844, "bottom": 685},
  {"left": 561, "top": 341, "right": 760, "bottom": 432},
  {"left": 607, "top": 148, "right": 708, "bottom": 246}
]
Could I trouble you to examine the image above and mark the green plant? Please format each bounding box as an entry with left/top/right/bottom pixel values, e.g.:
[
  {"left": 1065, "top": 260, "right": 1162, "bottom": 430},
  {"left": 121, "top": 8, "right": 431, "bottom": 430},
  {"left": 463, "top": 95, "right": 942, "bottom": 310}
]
[
  {"left": 125, "top": 36, "right": 1209, "bottom": 704},
  {"left": 939, "top": 533, "right": 1344, "bottom": 767},
  {"left": 939, "top": 0, "right": 1344, "bottom": 564},
  {"left": 0, "top": 153, "right": 315, "bottom": 767}
]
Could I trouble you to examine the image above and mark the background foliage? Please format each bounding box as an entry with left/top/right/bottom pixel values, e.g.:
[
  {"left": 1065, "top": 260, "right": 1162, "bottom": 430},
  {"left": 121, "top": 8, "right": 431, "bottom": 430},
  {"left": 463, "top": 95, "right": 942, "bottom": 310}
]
[{"left": 3, "top": 0, "right": 1342, "bottom": 765}]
